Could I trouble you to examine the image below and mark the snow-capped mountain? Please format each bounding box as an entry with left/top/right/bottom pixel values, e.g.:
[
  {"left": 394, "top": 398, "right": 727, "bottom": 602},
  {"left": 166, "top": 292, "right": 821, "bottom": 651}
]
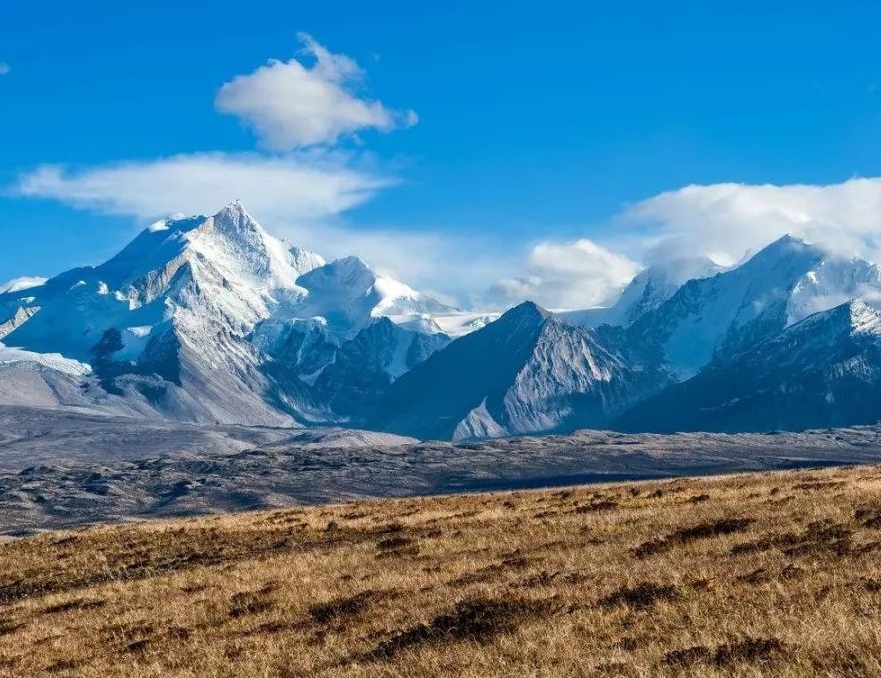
[
  {"left": 370, "top": 234, "right": 881, "bottom": 440},
  {"left": 0, "top": 202, "right": 325, "bottom": 424},
  {"left": 369, "top": 301, "right": 665, "bottom": 440},
  {"left": 5, "top": 211, "right": 881, "bottom": 441},
  {"left": 291, "top": 255, "right": 456, "bottom": 337},
  {"left": 622, "top": 235, "right": 881, "bottom": 378},
  {"left": 2, "top": 202, "right": 320, "bottom": 358},
  {"left": 0, "top": 202, "right": 460, "bottom": 425},
  {"left": 615, "top": 299, "right": 881, "bottom": 433}
]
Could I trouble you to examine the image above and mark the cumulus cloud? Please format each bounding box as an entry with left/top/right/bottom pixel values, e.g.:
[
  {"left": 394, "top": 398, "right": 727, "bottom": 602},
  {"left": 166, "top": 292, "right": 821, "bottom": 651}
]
[
  {"left": 487, "top": 239, "right": 641, "bottom": 310},
  {"left": 14, "top": 152, "right": 392, "bottom": 223},
  {"left": 0, "top": 62, "right": 10, "bottom": 76},
  {"left": 482, "top": 178, "right": 881, "bottom": 311},
  {"left": 215, "top": 33, "right": 417, "bottom": 150},
  {"left": 623, "top": 178, "right": 881, "bottom": 265}
]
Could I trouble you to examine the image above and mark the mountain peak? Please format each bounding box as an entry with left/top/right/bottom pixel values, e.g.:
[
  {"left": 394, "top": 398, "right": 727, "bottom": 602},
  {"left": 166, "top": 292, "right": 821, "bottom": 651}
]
[
  {"left": 773, "top": 233, "right": 803, "bottom": 247},
  {"left": 733, "top": 233, "right": 824, "bottom": 281},
  {"left": 217, "top": 199, "right": 247, "bottom": 216},
  {"left": 328, "top": 255, "right": 372, "bottom": 274},
  {"left": 498, "top": 300, "right": 551, "bottom": 325},
  {"left": 211, "top": 201, "right": 263, "bottom": 234},
  {"left": 752, "top": 233, "right": 816, "bottom": 261},
  {"left": 300, "top": 256, "right": 376, "bottom": 293}
]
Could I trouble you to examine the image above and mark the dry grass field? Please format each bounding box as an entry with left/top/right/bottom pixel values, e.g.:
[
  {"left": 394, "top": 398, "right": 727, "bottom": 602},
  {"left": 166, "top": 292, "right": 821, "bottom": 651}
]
[{"left": 3, "top": 463, "right": 881, "bottom": 676}]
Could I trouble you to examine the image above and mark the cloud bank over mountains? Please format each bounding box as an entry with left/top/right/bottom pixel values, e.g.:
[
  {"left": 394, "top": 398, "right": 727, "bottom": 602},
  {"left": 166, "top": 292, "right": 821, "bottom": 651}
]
[
  {"left": 488, "top": 239, "right": 641, "bottom": 309},
  {"left": 16, "top": 152, "right": 391, "bottom": 223},
  {"left": 507, "top": 177, "right": 881, "bottom": 310},
  {"left": 623, "top": 179, "right": 881, "bottom": 266}
]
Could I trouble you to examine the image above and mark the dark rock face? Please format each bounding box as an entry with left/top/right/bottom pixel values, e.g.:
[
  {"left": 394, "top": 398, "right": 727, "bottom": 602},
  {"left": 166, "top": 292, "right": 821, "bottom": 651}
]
[{"left": 370, "top": 302, "right": 666, "bottom": 440}]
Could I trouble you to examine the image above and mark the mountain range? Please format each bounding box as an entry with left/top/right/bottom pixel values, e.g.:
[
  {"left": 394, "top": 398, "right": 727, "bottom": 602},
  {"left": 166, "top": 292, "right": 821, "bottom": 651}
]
[{"left": 4, "top": 202, "right": 881, "bottom": 440}]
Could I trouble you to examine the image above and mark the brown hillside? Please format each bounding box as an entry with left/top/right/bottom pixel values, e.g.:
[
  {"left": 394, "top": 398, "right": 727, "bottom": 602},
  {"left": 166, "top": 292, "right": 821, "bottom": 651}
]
[{"left": 2, "top": 464, "right": 881, "bottom": 676}]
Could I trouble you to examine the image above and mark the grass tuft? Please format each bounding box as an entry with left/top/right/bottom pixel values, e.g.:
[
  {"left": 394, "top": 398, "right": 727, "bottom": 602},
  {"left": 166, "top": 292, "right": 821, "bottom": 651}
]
[
  {"left": 635, "top": 517, "right": 754, "bottom": 557},
  {"left": 370, "top": 597, "right": 553, "bottom": 659}
]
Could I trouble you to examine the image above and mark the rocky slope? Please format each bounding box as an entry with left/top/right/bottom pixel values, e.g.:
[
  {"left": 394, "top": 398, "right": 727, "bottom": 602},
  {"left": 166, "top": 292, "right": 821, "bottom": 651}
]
[
  {"left": 621, "top": 235, "right": 881, "bottom": 378},
  {"left": 369, "top": 301, "right": 666, "bottom": 440},
  {"left": 0, "top": 202, "right": 457, "bottom": 427},
  {"left": 615, "top": 299, "right": 881, "bottom": 433}
]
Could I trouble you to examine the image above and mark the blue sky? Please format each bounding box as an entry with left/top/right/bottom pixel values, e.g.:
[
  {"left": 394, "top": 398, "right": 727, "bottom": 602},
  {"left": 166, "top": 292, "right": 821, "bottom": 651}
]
[{"left": 3, "top": 1, "right": 881, "bottom": 308}]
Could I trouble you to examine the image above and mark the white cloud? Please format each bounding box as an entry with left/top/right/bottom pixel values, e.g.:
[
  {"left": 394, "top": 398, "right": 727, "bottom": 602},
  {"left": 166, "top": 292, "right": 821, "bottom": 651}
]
[
  {"left": 623, "top": 178, "right": 881, "bottom": 265},
  {"left": 215, "top": 33, "right": 417, "bottom": 150},
  {"left": 0, "top": 62, "right": 9, "bottom": 76},
  {"left": 14, "top": 152, "right": 393, "bottom": 223},
  {"left": 487, "top": 239, "right": 641, "bottom": 310}
]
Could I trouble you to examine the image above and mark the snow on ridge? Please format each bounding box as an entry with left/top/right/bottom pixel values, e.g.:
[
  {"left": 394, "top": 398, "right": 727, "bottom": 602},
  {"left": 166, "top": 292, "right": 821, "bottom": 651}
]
[
  {"left": 431, "top": 312, "right": 500, "bottom": 337},
  {"left": 847, "top": 299, "right": 881, "bottom": 335},
  {"left": 0, "top": 277, "right": 48, "bottom": 294},
  {"left": 0, "top": 343, "right": 91, "bottom": 376},
  {"left": 187, "top": 203, "right": 312, "bottom": 293},
  {"left": 785, "top": 247, "right": 881, "bottom": 327},
  {"left": 148, "top": 212, "right": 189, "bottom": 233},
  {"left": 373, "top": 275, "right": 419, "bottom": 300}
]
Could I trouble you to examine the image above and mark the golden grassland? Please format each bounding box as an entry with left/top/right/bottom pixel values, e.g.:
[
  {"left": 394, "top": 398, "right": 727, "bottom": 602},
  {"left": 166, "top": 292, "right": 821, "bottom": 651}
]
[{"left": 3, "top": 463, "right": 881, "bottom": 676}]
